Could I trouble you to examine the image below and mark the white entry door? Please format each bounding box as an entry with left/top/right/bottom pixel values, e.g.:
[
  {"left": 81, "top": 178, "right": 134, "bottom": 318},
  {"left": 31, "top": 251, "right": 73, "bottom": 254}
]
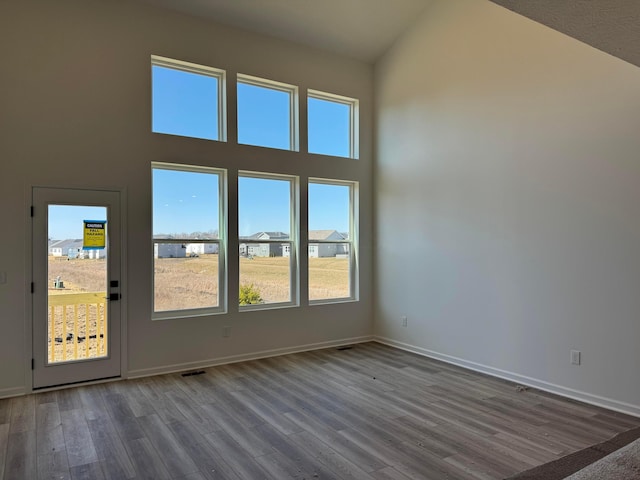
[{"left": 32, "top": 187, "right": 122, "bottom": 389}]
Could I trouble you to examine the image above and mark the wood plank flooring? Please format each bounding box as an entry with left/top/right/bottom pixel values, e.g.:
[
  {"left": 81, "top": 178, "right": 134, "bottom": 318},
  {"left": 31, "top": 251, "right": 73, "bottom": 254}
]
[{"left": 1, "top": 342, "right": 639, "bottom": 479}]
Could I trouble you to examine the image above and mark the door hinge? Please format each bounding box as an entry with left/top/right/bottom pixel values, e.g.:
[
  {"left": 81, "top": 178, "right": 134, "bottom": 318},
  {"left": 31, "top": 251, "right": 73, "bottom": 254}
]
[
  {"left": 31, "top": 282, "right": 34, "bottom": 293},
  {"left": 30, "top": 206, "right": 34, "bottom": 217},
  {"left": 31, "top": 359, "right": 34, "bottom": 370}
]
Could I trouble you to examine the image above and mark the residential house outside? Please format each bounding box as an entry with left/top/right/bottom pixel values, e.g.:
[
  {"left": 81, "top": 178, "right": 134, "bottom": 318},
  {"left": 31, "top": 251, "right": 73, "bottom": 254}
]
[
  {"left": 186, "top": 243, "right": 219, "bottom": 256},
  {"left": 154, "top": 243, "right": 187, "bottom": 259},
  {"left": 240, "top": 232, "right": 289, "bottom": 257},
  {"left": 48, "top": 239, "right": 106, "bottom": 259},
  {"left": 309, "top": 230, "right": 348, "bottom": 258},
  {"left": 49, "top": 239, "right": 81, "bottom": 257},
  {"left": 282, "top": 230, "right": 348, "bottom": 258}
]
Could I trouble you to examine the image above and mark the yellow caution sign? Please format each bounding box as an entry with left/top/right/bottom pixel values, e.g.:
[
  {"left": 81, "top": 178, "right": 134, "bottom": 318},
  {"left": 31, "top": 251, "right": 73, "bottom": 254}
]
[{"left": 83, "top": 220, "right": 106, "bottom": 249}]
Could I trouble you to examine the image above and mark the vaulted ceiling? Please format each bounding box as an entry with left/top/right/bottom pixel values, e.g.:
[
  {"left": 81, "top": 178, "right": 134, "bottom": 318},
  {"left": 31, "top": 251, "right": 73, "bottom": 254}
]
[
  {"left": 138, "top": 0, "right": 434, "bottom": 63},
  {"left": 138, "top": 0, "right": 640, "bottom": 68}
]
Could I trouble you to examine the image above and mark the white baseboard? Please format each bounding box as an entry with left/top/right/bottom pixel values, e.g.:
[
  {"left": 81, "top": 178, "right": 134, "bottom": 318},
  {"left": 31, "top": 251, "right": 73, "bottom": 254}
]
[
  {"left": 0, "top": 386, "right": 26, "bottom": 399},
  {"left": 127, "top": 335, "right": 374, "bottom": 379},
  {"left": 374, "top": 336, "right": 640, "bottom": 419}
]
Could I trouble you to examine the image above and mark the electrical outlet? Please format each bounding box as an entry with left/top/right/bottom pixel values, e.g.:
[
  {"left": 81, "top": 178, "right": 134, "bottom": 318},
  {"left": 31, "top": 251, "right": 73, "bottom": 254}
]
[
  {"left": 570, "top": 350, "right": 581, "bottom": 365},
  {"left": 401, "top": 316, "right": 408, "bottom": 327},
  {"left": 223, "top": 326, "right": 231, "bottom": 338}
]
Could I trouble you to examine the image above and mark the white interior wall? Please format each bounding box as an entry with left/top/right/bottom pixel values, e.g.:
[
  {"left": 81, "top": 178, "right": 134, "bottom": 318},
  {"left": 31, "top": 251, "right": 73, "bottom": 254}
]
[
  {"left": 374, "top": 0, "right": 640, "bottom": 414},
  {"left": 0, "top": 0, "right": 373, "bottom": 395}
]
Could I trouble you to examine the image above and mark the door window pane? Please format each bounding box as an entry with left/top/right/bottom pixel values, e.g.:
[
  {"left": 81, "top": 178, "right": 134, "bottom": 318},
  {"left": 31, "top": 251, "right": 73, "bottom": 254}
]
[{"left": 48, "top": 205, "right": 108, "bottom": 363}]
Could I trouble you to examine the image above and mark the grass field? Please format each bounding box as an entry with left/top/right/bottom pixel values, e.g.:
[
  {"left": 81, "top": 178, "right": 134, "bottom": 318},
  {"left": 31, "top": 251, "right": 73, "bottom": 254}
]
[
  {"left": 48, "top": 256, "right": 107, "bottom": 293},
  {"left": 45, "top": 253, "right": 349, "bottom": 363},
  {"left": 154, "top": 254, "right": 350, "bottom": 309},
  {"left": 154, "top": 255, "right": 219, "bottom": 311},
  {"left": 49, "top": 253, "right": 350, "bottom": 314}
]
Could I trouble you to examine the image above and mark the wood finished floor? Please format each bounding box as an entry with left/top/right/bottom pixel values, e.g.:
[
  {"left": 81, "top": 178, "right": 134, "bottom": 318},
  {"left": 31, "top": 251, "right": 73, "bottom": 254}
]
[{"left": 1, "top": 342, "right": 639, "bottom": 480}]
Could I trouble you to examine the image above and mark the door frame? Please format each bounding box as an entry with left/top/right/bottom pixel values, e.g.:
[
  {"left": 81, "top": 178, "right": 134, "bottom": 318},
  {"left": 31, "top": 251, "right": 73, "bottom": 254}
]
[{"left": 26, "top": 185, "right": 128, "bottom": 391}]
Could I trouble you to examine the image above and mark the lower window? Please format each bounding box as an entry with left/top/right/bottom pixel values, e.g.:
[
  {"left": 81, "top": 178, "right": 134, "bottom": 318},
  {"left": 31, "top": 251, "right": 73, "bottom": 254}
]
[
  {"left": 152, "top": 164, "right": 226, "bottom": 318},
  {"left": 308, "top": 180, "right": 358, "bottom": 303},
  {"left": 238, "top": 172, "right": 298, "bottom": 308}
]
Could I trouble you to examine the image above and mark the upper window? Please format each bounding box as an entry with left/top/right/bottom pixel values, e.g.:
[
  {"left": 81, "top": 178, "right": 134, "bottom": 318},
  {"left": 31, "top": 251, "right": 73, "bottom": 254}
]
[
  {"left": 237, "top": 74, "right": 299, "bottom": 151},
  {"left": 151, "top": 55, "right": 226, "bottom": 142},
  {"left": 308, "top": 90, "right": 359, "bottom": 159},
  {"left": 238, "top": 172, "right": 298, "bottom": 309},
  {"left": 152, "top": 163, "right": 226, "bottom": 319},
  {"left": 308, "top": 179, "right": 358, "bottom": 303}
]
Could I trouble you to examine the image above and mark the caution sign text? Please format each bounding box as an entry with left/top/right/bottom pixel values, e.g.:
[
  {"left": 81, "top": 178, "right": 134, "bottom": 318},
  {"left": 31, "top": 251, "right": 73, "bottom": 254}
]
[{"left": 83, "top": 220, "right": 107, "bottom": 250}]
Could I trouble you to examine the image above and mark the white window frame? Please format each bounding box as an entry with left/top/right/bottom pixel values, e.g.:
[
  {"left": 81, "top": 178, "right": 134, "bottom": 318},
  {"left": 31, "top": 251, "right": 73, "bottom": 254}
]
[
  {"left": 308, "top": 178, "right": 359, "bottom": 304},
  {"left": 237, "top": 74, "right": 299, "bottom": 152},
  {"left": 151, "top": 55, "right": 227, "bottom": 142},
  {"left": 307, "top": 89, "right": 359, "bottom": 159},
  {"left": 238, "top": 171, "right": 299, "bottom": 311},
  {"left": 152, "top": 162, "right": 227, "bottom": 320}
]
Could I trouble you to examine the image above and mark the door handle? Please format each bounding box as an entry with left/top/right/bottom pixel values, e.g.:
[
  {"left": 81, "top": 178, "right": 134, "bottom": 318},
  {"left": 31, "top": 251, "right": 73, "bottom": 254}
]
[{"left": 108, "top": 293, "right": 120, "bottom": 301}]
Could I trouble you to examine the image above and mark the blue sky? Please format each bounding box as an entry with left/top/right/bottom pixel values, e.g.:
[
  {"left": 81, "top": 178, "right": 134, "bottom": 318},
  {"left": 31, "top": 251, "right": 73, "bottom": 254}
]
[
  {"left": 152, "top": 65, "right": 353, "bottom": 237},
  {"left": 51, "top": 174, "right": 350, "bottom": 239},
  {"left": 308, "top": 97, "right": 350, "bottom": 157},
  {"left": 153, "top": 169, "right": 219, "bottom": 236},
  {"left": 152, "top": 66, "right": 219, "bottom": 140},
  {"left": 152, "top": 65, "right": 352, "bottom": 157},
  {"left": 237, "top": 82, "right": 291, "bottom": 150},
  {"left": 152, "top": 171, "right": 350, "bottom": 237},
  {"left": 51, "top": 66, "right": 352, "bottom": 239},
  {"left": 49, "top": 206, "right": 107, "bottom": 240},
  {"left": 308, "top": 183, "right": 350, "bottom": 234},
  {"left": 238, "top": 176, "right": 290, "bottom": 236}
]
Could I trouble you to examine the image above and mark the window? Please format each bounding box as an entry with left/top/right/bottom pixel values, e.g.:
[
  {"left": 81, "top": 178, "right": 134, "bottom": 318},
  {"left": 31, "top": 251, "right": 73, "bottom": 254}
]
[
  {"left": 308, "top": 179, "right": 358, "bottom": 302},
  {"left": 238, "top": 172, "right": 297, "bottom": 308},
  {"left": 152, "top": 163, "right": 226, "bottom": 318},
  {"left": 150, "top": 60, "right": 362, "bottom": 313},
  {"left": 151, "top": 55, "right": 226, "bottom": 141},
  {"left": 237, "top": 74, "right": 299, "bottom": 151},
  {"left": 308, "top": 90, "right": 359, "bottom": 158}
]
